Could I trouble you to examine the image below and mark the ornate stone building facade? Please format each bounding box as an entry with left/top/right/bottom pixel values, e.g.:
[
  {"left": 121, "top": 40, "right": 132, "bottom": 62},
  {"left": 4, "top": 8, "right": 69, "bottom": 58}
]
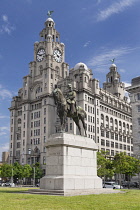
[
  {"left": 9, "top": 17, "right": 133, "bottom": 171},
  {"left": 126, "top": 77, "right": 140, "bottom": 156}
]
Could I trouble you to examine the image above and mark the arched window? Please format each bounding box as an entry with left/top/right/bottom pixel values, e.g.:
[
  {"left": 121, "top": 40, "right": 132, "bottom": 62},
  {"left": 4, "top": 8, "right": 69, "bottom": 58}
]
[
  {"left": 106, "top": 116, "right": 109, "bottom": 122},
  {"left": 110, "top": 118, "right": 113, "bottom": 123}
]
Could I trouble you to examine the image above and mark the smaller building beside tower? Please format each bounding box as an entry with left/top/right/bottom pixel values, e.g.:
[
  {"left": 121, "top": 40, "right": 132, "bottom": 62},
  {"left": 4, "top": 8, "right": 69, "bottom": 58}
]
[
  {"left": 2, "top": 152, "right": 9, "bottom": 163},
  {"left": 126, "top": 76, "right": 140, "bottom": 156}
]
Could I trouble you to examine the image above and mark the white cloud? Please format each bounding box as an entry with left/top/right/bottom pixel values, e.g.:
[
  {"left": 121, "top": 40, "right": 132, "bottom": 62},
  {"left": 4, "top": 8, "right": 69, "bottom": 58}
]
[
  {"left": 83, "top": 41, "right": 91, "bottom": 47},
  {"left": 97, "top": 0, "right": 137, "bottom": 21},
  {"left": 0, "top": 126, "right": 10, "bottom": 132},
  {"left": 120, "top": 69, "right": 126, "bottom": 73},
  {"left": 0, "top": 15, "right": 15, "bottom": 35},
  {"left": 124, "top": 82, "right": 131, "bottom": 88},
  {"left": 87, "top": 46, "right": 136, "bottom": 72},
  {"left": 0, "top": 114, "right": 9, "bottom": 119},
  {"left": 2, "top": 15, "right": 8, "bottom": 22},
  {"left": 0, "top": 85, "right": 14, "bottom": 99},
  {"left": 0, "top": 132, "right": 7, "bottom": 136}
]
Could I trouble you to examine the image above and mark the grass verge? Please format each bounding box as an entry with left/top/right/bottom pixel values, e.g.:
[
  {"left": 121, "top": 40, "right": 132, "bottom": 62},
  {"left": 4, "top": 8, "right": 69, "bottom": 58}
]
[{"left": 0, "top": 188, "right": 140, "bottom": 210}]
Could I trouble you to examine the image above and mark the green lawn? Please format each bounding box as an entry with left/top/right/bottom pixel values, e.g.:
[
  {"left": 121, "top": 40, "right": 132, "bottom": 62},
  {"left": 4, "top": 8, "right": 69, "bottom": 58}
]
[{"left": 0, "top": 187, "right": 140, "bottom": 210}]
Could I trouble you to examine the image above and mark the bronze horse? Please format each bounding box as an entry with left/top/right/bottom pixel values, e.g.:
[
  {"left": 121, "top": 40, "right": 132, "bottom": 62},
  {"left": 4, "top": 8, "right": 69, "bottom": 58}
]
[{"left": 53, "top": 87, "right": 87, "bottom": 136}]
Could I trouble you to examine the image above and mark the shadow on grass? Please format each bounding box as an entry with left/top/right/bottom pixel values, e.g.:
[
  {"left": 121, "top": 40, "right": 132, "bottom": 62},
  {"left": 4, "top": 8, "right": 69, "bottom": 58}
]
[{"left": 0, "top": 187, "right": 32, "bottom": 194}]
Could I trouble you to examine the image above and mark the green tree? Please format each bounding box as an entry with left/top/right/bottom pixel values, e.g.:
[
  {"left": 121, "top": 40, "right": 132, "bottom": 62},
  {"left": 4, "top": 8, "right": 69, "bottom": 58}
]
[
  {"left": 1, "top": 164, "right": 13, "bottom": 180},
  {"left": 97, "top": 151, "right": 114, "bottom": 185},
  {"left": 32, "top": 162, "right": 43, "bottom": 181},
  {"left": 22, "top": 164, "right": 32, "bottom": 185},
  {"left": 22, "top": 164, "right": 32, "bottom": 178},
  {"left": 113, "top": 152, "right": 140, "bottom": 187}
]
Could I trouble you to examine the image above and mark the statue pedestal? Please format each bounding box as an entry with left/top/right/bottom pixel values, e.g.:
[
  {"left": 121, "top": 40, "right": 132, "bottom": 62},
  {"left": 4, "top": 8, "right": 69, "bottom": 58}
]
[{"left": 40, "top": 133, "right": 102, "bottom": 196}]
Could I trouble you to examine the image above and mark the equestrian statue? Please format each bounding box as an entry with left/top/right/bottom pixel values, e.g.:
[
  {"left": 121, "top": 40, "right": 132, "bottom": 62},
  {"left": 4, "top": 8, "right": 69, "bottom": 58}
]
[{"left": 53, "top": 84, "right": 87, "bottom": 136}]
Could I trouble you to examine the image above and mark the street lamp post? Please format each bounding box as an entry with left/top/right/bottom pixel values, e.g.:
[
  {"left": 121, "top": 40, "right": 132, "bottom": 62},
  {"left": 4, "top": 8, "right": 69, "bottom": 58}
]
[{"left": 33, "top": 167, "right": 35, "bottom": 187}]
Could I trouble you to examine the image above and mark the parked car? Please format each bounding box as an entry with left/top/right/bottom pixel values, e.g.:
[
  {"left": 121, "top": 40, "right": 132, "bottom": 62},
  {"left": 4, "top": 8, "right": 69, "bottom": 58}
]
[
  {"left": 2, "top": 182, "right": 15, "bottom": 187},
  {"left": 103, "top": 181, "right": 123, "bottom": 189},
  {"left": 122, "top": 181, "right": 139, "bottom": 188}
]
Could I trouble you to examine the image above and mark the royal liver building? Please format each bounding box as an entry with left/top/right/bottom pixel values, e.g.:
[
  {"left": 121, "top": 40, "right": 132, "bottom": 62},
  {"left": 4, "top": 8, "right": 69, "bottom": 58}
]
[{"left": 9, "top": 17, "right": 133, "bottom": 172}]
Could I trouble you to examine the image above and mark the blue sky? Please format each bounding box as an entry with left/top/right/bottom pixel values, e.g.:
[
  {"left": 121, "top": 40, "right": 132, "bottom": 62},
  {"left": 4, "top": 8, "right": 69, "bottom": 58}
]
[{"left": 0, "top": 0, "right": 140, "bottom": 160}]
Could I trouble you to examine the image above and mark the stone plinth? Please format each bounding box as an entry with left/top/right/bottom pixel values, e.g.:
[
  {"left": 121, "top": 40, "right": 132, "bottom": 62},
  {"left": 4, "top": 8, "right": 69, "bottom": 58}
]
[{"left": 40, "top": 133, "right": 102, "bottom": 195}]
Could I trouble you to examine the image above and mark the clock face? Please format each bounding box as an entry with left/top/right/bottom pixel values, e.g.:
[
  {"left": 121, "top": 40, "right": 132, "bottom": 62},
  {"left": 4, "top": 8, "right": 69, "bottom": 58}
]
[
  {"left": 36, "top": 48, "right": 45, "bottom": 62},
  {"left": 53, "top": 49, "right": 62, "bottom": 63}
]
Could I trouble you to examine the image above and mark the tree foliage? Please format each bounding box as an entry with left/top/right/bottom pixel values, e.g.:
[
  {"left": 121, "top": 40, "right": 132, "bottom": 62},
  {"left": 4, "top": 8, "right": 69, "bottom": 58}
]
[
  {"left": 97, "top": 151, "right": 140, "bottom": 181},
  {"left": 1, "top": 163, "right": 13, "bottom": 178},
  {"left": 31, "top": 162, "right": 43, "bottom": 179},
  {"left": 113, "top": 152, "right": 140, "bottom": 177},
  {"left": 97, "top": 151, "right": 114, "bottom": 179}
]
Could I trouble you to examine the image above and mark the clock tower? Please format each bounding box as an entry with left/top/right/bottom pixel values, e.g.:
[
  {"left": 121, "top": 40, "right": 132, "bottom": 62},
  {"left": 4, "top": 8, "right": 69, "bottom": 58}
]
[
  {"left": 9, "top": 16, "right": 69, "bottom": 168},
  {"left": 30, "top": 17, "right": 69, "bottom": 94}
]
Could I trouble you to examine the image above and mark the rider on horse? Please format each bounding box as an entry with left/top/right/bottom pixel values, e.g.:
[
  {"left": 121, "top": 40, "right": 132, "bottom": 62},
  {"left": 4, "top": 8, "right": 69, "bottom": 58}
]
[{"left": 66, "top": 84, "right": 77, "bottom": 115}]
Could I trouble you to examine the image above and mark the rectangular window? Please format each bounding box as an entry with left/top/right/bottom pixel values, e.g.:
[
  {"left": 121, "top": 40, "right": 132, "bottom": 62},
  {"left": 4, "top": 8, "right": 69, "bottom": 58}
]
[
  {"left": 106, "top": 131, "right": 109, "bottom": 138},
  {"left": 17, "top": 142, "right": 21, "bottom": 148},
  {"left": 23, "top": 131, "right": 25, "bottom": 137},
  {"left": 138, "top": 118, "right": 140, "bottom": 125},
  {"left": 70, "top": 123, "right": 72, "bottom": 130},
  {"left": 115, "top": 143, "right": 118, "bottom": 148},
  {"left": 115, "top": 134, "right": 118, "bottom": 140},
  {"left": 138, "top": 105, "right": 140, "bottom": 112},
  {"left": 106, "top": 140, "right": 110, "bottom": 147},
  {"left": 111, "top": 132, "right": 114, "bottom": 140},
  {"left": 101, "top": 139, "right": 105, "bottom": 146},
  {"left": 42, "top": 136, "right": 46, "bottom": 143},
  {"left": 137, "top": 93, "right": 140, "bottom": 100},
  {"left": 101, "top": 130, "right": 104, "bottom": 137},
  {"left": 111, "top": 150, "right": 114, "bottom": 156},
  {"left": 111, "top": 141, "right": 114, "bottom": 148},
  {"left": 44, "top": 127, "right": 46, "bottom": 133}
]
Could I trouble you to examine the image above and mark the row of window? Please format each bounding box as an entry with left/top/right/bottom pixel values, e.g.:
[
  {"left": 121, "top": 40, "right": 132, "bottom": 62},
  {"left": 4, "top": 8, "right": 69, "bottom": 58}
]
[
  {"left": 101, "top": 131, "right": 132, "bottom": 142},
  {"left": 101, "top": 148, "right": 132, "bottom": 156},
  {"left": 100, "top": 105, "right": 132, "bottom": 122},
  {"left": 31, "top": 138, "right": 40, "bottom": 145},
  {"left": 31, "top": 103, "right": 42, "bottom": 110},
  {"left": 100, "top": 94, "right": 131, "bottom": 113},
  {"left": 101, "top": 114, "right": 132, "bottom": 129},
  {"left": 101, "top": 139, "right": 133, "bottom": 151},
  {"left": 31, "top": 129, "right": 41, "bottom": 136},
  {"left": 31, "top": 111, "right": 41, "bottom": 119}
]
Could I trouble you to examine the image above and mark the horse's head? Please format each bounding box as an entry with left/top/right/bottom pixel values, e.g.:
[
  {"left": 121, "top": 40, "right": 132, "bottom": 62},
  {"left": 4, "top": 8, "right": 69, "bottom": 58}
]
[{"left": 53, "top": 88, "right": 64, "bottom": 104}]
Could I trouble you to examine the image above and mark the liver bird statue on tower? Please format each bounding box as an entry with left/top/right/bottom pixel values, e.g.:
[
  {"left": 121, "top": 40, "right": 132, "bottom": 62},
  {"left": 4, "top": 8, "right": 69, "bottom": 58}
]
[{"left": 47, "top": 10, "right": 54, "bottom": 17}]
